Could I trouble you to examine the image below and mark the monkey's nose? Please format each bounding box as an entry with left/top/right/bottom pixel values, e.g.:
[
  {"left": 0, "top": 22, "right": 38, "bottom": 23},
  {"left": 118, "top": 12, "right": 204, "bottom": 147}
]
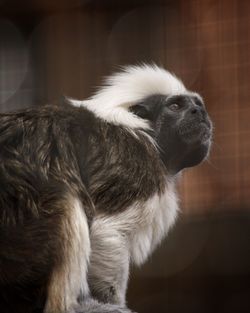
[{"left": 190, "top": 108, "right": 198, "bottom": 114}]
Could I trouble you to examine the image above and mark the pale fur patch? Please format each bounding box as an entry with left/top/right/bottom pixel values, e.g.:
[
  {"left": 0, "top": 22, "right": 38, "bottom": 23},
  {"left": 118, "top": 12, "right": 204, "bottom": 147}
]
[
  {"left": 69, "top": 64, "right": 187, "bottom": 129},
  {"left": 45, "top": 197, "right": 90, "bottom": 313},
  {"left": 91, "top": 180, "right": 178, "bottom": 268},
  {"left": 130, "top": 182, "right": 179, "bottom": 265}
]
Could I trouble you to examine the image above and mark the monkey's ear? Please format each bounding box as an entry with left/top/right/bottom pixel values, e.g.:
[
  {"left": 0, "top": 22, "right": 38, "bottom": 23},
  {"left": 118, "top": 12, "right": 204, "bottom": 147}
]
[
  {"left": 130, "top": 95, "right": 165, "bottom": 122},
  {"left": 130, "top": 103, "right": 151, "bottom": 120}
]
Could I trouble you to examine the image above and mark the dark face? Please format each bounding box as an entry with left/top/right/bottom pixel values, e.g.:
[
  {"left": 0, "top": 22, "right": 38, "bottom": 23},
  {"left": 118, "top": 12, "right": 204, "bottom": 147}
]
[{"left": 130, "top": 94, "right": 213, "bottom": 174}]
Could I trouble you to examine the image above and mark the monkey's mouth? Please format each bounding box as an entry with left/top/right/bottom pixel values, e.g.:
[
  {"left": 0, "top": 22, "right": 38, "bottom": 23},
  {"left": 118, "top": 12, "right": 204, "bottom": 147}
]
[{"left": 178, "top": 121, "right": 212, "bottom": 144}]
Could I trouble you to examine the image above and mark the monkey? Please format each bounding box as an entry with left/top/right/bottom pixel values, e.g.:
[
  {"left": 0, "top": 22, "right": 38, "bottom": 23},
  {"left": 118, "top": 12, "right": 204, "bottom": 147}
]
[{"left": 0, "top": 64, "right": 212, "bottom": 313}]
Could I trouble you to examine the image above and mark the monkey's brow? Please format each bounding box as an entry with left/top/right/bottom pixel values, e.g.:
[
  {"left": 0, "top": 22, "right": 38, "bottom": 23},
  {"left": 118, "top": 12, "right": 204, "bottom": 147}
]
[{"left": 167, "top": 95, "right": 188, "bottom": 102}]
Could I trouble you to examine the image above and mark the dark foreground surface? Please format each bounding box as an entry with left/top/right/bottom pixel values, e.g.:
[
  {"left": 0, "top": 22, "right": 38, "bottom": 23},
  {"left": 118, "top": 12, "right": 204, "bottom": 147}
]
[{"left": 128, "top": 212, "right": 250, "bottom": 313}]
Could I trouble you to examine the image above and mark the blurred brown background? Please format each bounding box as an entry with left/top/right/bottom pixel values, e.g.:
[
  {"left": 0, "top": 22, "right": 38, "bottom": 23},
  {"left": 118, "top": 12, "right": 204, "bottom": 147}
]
[{"left": 0, "top": 0, "right": 249, "bottom": 312}]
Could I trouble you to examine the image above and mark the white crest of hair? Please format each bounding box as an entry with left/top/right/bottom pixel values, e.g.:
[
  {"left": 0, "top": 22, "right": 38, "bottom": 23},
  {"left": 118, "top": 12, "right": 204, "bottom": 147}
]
[
  {"left": 70, "top": 64, "right": 187, "bottom": 129},
  {"left": 91, "top": 181, "right": 179, "bottom": 268}
]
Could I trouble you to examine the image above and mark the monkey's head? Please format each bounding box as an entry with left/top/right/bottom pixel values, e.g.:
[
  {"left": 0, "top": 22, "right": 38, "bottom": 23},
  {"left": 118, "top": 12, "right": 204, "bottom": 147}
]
[
  {"left": 130, "top": 93, "right": 212, "bottom": 174},
  {"left": 74, "top": 64, "right": 212, "bottom": 174}
]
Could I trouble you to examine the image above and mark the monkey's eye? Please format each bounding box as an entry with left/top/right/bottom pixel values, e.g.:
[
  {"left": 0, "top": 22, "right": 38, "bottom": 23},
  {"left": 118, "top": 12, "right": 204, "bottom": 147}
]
[
  {"left": 169, "top": 103, "right": 181, "bottom": 111},
  {"left": 195, "top": 99, "right": 204, "bottom": 107}
]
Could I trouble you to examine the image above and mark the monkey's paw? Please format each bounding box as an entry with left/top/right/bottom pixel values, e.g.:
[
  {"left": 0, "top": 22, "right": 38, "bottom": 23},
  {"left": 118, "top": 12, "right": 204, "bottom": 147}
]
[{"left": 72, "top": 299, "right": 136, "bottom": 313}]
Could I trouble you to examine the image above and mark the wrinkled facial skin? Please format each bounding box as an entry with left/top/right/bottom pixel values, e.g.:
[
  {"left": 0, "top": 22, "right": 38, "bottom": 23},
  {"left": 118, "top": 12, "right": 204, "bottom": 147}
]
[{"left": 131, "top": 94, "right": 213, "bottom": 175}]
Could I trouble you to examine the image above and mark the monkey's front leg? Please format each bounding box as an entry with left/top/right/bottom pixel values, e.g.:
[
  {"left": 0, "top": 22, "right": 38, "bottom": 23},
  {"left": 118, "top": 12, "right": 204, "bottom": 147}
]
[{"left": 88, "top": 218, "right": 130, "bottom": 307}]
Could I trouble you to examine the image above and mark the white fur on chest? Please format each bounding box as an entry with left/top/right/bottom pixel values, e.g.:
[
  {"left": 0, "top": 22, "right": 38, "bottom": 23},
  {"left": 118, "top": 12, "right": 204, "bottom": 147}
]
[
  {"left": 92, "top": 182, "right": 179, "bottom": 267},
  {"left": 129, "top": 183, "right": 179, "bottom": 265}
]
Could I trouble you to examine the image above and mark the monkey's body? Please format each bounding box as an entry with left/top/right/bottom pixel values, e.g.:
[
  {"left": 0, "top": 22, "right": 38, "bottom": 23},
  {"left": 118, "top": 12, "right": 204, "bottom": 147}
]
[
  {"left": 0, "top": 104, "right": 176, "bottom": 312},
  {"left": 0, "top": 65, "right": 212, "bottom": 313}
]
